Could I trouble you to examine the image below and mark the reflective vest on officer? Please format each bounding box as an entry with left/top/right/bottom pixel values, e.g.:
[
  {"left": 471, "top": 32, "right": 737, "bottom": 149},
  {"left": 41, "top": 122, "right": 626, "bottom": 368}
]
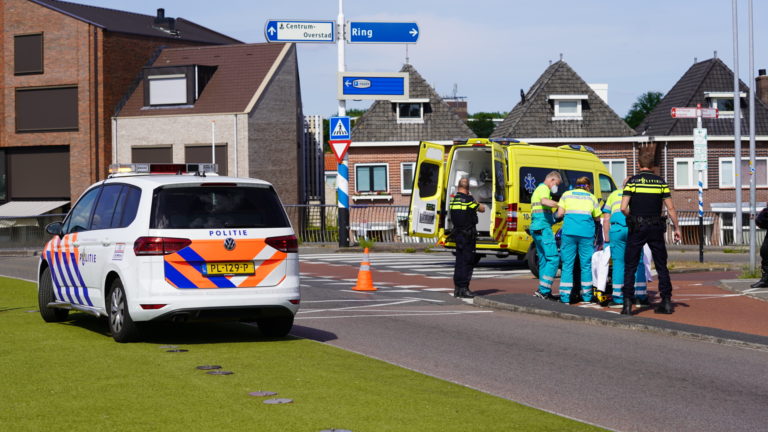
[
  {"left": 603, "top": 189, "right": 627, "bottom": 226},
  {"left": 558, "top": 188, "right": 601, "bottom": 237},
  {"left": 530, "top": 183, "right": 555, "bottom": 230}
]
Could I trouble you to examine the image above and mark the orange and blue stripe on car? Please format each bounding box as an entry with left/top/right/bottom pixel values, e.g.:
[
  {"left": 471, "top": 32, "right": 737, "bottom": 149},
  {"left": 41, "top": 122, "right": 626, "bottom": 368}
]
[
  {"left": 44, "top": 234, "right": 93, "bottom": 307},
  {"left": 163, "top": 239, "right": 286, "bottom": 289}
]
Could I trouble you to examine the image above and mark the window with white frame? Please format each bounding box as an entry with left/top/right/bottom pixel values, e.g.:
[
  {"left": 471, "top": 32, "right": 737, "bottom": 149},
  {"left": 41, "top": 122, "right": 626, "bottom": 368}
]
[
  {"left": 549, "top": 94, "right": 586, "bottom": 120},
  {"left": 355, "top": 164, "right": 388, "bottom": 193},
  {"left": 602, "top": 159, "right": 627, "bottom": 185},
  {"left": 400, "top": 162, "right": 415, "bottom": 194},
  {"left": 395, "top": 99, "right": 429, "bottom": 124},
  {"left": 719, "top": 157, "right": 768, "bottom": 188},
  {"left": 674, "top": 158, "right": 707, "bottom": 189},
  {"left": 705, "top": 91, "right": 745, "bottom": 118}
]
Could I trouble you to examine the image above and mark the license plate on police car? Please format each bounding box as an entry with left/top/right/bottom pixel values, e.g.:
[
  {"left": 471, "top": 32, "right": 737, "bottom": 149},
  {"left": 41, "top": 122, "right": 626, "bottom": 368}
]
[{"left": 205, "top": 262, "right": 255, "bottom": 276}]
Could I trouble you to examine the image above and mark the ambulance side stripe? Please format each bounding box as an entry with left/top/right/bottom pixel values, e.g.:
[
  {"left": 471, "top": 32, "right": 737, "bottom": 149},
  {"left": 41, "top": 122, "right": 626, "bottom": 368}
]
[
  {"left": 69, "top": 252, "right": 93, "bottom": 306},
  {"left": 46, "top": 251, "right": 64, "bottom": 301},
  {"left": 176, "top": 248, "right": 236, "bottom": 288},
  {"left": 62, "top": 252, "right": 83, "bottom": 305},
  {"left": 164, "top": 261, "right": 196, "bottom": 289}
]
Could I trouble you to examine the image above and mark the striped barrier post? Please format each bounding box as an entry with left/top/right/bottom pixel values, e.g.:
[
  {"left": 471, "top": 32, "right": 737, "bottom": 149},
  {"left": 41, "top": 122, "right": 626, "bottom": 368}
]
[{"left": 698, "top": 171, "right": 704, "bottom": 263}]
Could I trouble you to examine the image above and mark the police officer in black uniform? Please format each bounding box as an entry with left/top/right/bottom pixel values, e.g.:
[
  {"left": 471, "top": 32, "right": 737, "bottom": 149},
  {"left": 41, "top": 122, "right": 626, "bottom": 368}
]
[
  {"left": 620, "top": 150, "right": 681, "bottom": 315},
  {"left": 450, "top": 177, "right": 486, "bottom": 298}
]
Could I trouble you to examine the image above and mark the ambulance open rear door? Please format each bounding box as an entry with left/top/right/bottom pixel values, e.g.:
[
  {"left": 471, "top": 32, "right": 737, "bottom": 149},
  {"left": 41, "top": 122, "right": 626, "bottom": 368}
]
[
  {"left": 408, "top": 141, "right": 445, "bottom": 238},
  {"left": 490, "top": 142, "right": 509, "bottom": 243}
]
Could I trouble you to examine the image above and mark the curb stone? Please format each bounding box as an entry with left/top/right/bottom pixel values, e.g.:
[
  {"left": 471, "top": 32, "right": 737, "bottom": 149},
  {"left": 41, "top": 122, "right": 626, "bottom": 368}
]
[{"left": 473, "top": 296, "right": 768, "bottom": 352}]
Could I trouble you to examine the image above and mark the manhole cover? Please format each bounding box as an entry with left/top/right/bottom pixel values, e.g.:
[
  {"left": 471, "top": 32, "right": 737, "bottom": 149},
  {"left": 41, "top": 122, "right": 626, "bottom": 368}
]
[
  {"left": 166, "top": 349, "right": 188, "bottom": 353},
  {"left": 196, "top": 365, "right": 222, "bottom": 370},
  {"left": 206, "top": 370, "right": 233, "bottom": 375},
  {"left": 248, "top": 391, "right": 278, "bottom": 397},
  {"left": 263, "top": 398, "right": 293, "bottom": 404}
]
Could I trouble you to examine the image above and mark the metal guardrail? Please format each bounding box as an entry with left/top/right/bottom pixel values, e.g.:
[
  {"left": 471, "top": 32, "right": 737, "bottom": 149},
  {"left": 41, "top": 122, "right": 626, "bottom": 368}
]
[{"left": 1, "top": 207, "right": 762, "bottom": 250}]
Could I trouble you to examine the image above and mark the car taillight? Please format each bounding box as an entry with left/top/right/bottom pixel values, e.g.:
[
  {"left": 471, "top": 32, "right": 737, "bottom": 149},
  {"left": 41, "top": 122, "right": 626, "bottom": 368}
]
[
  {"left": 507, "top": 203, "right": 518, "bottom": 231},
  {"left": 265, "top": 235, "right": 298, "bottom": 253},
  {"left": 133, "top": 237, "right": 192, "bottom": 255}
]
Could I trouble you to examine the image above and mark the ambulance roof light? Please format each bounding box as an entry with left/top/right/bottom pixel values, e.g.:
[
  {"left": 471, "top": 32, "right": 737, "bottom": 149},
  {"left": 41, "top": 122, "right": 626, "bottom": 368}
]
[{"left": 489, "top": 137, "right": 522, "bottom": 145}]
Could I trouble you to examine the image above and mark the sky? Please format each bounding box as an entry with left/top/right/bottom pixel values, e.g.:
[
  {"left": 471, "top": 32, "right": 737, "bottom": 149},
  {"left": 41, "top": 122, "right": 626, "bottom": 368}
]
[{"left": 74, "top": 0, "right": 768, "bottom": 119}]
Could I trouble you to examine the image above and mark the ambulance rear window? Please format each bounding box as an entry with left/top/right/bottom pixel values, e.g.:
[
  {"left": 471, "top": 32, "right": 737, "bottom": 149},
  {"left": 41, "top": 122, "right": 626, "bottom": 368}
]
[{"left": 150, "top": 185, "right": 290, "bottom": 229}]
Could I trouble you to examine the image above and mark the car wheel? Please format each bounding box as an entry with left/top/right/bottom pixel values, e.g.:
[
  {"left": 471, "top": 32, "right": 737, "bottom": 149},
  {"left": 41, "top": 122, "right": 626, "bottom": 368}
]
[
  {"left": 38, "top": 267, "right": 69, "bottom": 322},
  {"left": 256, "top": 315, "right": 294, "bottom": 338},
  {"left": 108, "top": 278, "right": 141, "bottom": 343},
  {"left": 526, "top": 243, "right": 539, "bottom": 278}
]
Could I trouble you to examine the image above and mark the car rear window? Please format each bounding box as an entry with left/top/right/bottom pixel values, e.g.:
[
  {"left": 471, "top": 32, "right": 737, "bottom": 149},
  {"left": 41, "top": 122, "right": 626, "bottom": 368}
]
[{"left": 150, "top": 185, "right": 290, "bottom": 229}]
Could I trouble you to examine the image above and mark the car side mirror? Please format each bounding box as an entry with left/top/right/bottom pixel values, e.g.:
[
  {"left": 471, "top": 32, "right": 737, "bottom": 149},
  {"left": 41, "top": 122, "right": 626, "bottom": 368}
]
[{"left": 45, "top": 221, "right": 63, "bottom": 237}]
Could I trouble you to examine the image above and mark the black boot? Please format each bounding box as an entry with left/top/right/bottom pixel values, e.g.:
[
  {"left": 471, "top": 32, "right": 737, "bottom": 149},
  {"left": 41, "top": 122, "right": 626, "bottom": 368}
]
[
  {"left": 458, "top": 287, "right": 476, "bottom": 298},
  {"left": 654, "top": 297, "right": 674, "bottom": 314},
  {"left": 454, "top": 286, "right": 462, "bottom": 297},
  {"left": 750, "top": 271, "right": 768, "bottom": 288},
  {"left": 620, "top": 296, "right": 633, "bottom": 315}
]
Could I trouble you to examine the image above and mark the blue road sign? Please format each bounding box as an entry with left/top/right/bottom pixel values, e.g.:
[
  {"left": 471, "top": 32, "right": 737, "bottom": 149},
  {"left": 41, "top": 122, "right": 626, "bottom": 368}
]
[
  {"left": 329, "top": 116, "right": 351, "bottom": 141},
  {"left": 337, "top": 72, "right": 410, "bottom": 100},
  {"left": 264, "top": 20, "right": 335, "bottom": 43},
  {"left": 348, "top": 22, "right": 419, "bottom": 43}
]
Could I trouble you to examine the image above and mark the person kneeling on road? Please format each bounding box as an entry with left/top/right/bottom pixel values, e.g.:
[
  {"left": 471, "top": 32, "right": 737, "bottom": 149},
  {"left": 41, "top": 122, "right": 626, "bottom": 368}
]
[
  {"left": 556, "top": 177, "right": 602, "bottom": 304},
  {"left": 531, "top": 171, "right": 563, "bottom": 301},
  {"left": 450, "top": 177, "right": 486, "bottom": 299}
]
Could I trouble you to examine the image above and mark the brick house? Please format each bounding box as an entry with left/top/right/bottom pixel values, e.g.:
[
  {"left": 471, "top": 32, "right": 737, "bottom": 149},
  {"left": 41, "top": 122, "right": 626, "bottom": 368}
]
[
  {"left": 0, "top": 0, "right": 239, "bottom": 214},
  {"left": 349, "top": 63, "right": 474, "bottom": 240},
  {"left": 491, "top": 60, "right": 640, "bottom": 205},
  {"left": 637, "top": 57, "right": 768, "bottom": 244},
  {"left": 113, "top": 43, "right": 305, "bottom": 205}
]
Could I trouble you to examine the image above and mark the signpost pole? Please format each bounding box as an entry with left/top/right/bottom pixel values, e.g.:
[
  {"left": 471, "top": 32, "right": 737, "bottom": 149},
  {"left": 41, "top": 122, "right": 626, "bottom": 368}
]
[
  {"left": 732, "top": 0, "right": 743, "bottom": 244},
  {"left": 696, "top": 108, "right": 704, "bottom": 263},
  {"left": 748, "top": 0, "right": 757, "bottom": 271},
  {"left": 336, "top": 0, "right": 350, "bottom": 248}
]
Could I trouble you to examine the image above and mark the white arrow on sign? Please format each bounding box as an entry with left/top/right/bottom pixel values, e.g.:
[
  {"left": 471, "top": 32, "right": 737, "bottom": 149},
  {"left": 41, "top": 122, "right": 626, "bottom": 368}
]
[
  {"left": 345, "top": 79, "right": 352, "bottom": 87},
  {"left": 267, "top": 26, "right": 276, "bottom": 35},
  {"left": 409, "top": 28, "right": 418, "bottom": 37}
]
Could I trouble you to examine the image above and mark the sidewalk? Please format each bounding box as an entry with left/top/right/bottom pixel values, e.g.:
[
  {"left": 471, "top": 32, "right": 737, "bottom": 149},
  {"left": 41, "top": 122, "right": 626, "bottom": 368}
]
[{"left": 471, "top": 271, "right": 768, "bottom": 351}]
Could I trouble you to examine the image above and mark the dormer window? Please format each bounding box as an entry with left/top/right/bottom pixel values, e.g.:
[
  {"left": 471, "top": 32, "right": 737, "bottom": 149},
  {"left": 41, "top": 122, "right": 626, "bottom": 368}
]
[
  {"left": 549, "top": 94, "right": 587, "bottom": 120},
  {"left": 394, "top": 98, "right": 429, "bottom": 124},
  {"left": 143, "top": 65, "right": 216, "bottom": 107},
  {"left": 705, "top": 91, "right": 745, "bottom": 118}
]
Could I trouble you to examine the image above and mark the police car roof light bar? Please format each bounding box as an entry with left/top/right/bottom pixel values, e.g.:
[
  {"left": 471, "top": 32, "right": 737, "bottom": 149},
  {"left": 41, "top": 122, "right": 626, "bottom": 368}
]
[{"left": 108, "top": 163, "right": 218, "bottom": 177}]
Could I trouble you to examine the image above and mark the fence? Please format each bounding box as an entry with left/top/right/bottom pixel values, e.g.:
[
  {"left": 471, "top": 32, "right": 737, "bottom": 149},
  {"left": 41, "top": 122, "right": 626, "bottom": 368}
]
[
  {"left": 284, "top": 204, "right": 430, "bottom": 244},
  {"left": 0, "top": 214, "right": 66, "bottom": 250},
  {"left": 1, "top": 207, "right": 763, "bottom": 250}
]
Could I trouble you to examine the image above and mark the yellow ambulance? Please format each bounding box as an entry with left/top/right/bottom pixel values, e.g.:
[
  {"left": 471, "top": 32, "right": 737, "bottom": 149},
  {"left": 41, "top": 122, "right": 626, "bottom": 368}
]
[{"left": 408, "top": 138, "right": 617, "bottom": 270}]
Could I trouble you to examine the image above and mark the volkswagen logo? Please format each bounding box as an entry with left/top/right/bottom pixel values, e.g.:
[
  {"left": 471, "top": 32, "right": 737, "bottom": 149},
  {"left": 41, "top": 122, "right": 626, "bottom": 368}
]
[{"left": 224, "top": 238, "right": 236, "bottom": 251}]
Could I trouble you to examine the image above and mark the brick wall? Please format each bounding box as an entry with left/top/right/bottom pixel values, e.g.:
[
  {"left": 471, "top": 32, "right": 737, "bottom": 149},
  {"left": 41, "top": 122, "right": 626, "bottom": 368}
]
[
  {"left": 248, "top": 45, "right": 302, "bottom": 204},
  {"left": 348, "top": 145, "right": 420, "bottom": 207}
]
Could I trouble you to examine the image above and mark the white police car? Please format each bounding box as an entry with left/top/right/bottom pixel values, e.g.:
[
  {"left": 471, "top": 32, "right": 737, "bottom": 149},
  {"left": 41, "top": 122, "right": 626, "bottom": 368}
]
[{"left": 37, "top": 163, "right": 300, "bottom": 342}]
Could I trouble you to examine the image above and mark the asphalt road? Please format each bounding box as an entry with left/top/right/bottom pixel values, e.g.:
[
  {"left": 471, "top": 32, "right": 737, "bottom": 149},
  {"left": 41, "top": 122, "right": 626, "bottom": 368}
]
[
  {"left": 295, "top": 268, "right": 768, "bottom": 432},
  {"left": 4, "top": 254, "right": 767, "bottom": 432}
]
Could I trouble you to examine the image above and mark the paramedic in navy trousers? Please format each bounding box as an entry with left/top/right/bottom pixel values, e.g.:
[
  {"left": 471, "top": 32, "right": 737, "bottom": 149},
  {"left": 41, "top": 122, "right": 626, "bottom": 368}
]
[
  {"left": 450, "top": 177, "right": 486, "bottom": 298},
  {"left": 620, "top": 150, "right": 681, "bottom": 315}
]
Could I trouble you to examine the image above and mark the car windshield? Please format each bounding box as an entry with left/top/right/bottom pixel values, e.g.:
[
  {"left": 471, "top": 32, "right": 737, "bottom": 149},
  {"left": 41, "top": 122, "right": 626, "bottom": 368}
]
[{"left": 150, "top": 185, "right": 290, "bottom": 229}]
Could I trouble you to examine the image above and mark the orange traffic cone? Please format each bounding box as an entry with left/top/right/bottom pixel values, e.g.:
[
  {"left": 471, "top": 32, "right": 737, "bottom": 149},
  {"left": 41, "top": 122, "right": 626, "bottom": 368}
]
[{"left": 353, "top": 247, "right": 377, "bottom": 291}]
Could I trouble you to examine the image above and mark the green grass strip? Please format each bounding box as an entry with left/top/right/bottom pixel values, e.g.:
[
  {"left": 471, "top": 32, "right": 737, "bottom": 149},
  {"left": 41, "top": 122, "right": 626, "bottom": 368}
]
[{"left": 0, "top": 277, "right": 605, "bottom": 431}]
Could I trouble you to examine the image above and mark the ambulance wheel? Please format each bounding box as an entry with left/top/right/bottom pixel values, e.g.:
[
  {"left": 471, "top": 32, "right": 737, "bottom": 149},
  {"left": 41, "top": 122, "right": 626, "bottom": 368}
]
[
  {"left": 39, "top": 267, "right": 69, "bottom": 322},
  {"left": 257, "top": 315, "right": 294, "bottom": 338},
  {"left": 526, "top": 244, "right": 539, "bottom": 278},
  {"left": 108, "top": 278, "right": 141, "bottom": 343}
]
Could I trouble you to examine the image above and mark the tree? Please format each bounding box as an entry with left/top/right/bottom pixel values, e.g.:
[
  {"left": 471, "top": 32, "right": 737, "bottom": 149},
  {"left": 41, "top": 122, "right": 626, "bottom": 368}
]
[
  {"left": 624, "top": 91, "right": 663, "bottom": 129},
  {"left": 467, "top": 112, "right": 507, "bottom": 138}
]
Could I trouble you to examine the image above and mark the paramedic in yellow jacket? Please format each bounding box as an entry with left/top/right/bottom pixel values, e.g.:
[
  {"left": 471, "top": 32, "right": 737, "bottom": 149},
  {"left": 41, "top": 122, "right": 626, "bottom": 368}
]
[
  {"left": 555, "top": 177, "right": 602, "bottom": 303},
  {"left": 530, "top": 171, "right": 563, "bottom": 300}
]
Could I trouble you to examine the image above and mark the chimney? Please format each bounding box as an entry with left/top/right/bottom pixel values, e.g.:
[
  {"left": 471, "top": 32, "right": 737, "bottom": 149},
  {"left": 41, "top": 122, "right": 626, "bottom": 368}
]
[
  {"left": 757, "top": 69, "right": 768, "bottom": 106},
  {"left": 155, "top": 8, "right": 165, "bottom": 24},
  {"left": 589, "top": 83, "right": 608, "bottom": 104}
]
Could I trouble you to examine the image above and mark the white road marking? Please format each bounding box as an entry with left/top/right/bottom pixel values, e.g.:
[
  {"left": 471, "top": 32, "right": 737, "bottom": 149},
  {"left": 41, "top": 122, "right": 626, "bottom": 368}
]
[
  {"left": 295, "top": 310, "right": 494, "bottom": 320},
  {"left": 424, "top": 288, "right": 453, "bottom": 292}
]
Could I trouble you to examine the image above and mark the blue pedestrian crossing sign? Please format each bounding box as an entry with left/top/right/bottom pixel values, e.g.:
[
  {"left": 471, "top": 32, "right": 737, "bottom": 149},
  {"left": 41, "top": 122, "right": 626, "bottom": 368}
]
[{"left": 330, "top": 116, "right": 351, "bottom": 141}]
